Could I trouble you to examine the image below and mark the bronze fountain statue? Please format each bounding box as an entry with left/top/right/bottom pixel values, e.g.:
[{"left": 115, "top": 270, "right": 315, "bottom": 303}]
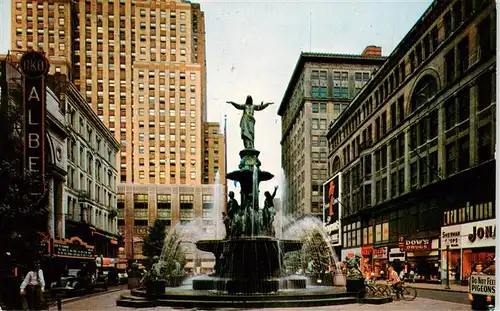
[{"left": 194, "top": 95, "right": 303, "bottom": 293}]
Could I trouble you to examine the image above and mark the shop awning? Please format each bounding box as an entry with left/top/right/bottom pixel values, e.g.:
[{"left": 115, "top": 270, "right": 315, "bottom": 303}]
[
  {"left": 407, "top": 250, "right": 439, "bottom": 257},
  {"left": 96, "top": 257, "right": 118, "bottom": 267}
]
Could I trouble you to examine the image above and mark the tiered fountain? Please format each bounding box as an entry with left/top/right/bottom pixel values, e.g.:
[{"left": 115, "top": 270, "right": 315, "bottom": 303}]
[
  {"left": 117, "top": 96, "right": 366, "bottom": 308},
  {"left": 193, "top": 99, "right": 303, "bottom": 293}
]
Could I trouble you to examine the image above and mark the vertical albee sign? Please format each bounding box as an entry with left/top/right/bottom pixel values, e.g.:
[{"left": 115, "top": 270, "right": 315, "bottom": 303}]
[{"left": 20, "top": 51, "right": 49, "bottom": 193}]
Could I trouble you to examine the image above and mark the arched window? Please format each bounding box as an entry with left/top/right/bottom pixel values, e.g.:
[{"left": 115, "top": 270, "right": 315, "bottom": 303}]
[
  {"left": 411, "top": 75, "right": 438, "bottom": 112},
  {"left": 332, "top": 156, "right": 341, "bottom": 174}
]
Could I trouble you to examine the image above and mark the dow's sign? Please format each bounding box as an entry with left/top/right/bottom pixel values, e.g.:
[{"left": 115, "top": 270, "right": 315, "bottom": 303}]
[{"left": 20, "top": 51, "right": 49, "bottom": 194}]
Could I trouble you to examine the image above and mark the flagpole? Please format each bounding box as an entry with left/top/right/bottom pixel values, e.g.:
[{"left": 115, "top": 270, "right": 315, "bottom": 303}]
[{"left": 224, "top": 114, "right": 228, "bottom": 213}]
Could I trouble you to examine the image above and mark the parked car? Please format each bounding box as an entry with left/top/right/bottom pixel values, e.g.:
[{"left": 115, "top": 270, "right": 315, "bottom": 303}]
[
  {"left": 92, "top": 273, "right": 108, "bottom": 291},
  {"left": 50, "top": 269, "right": 88, "bottom": 297},
  {"left": 50, "top": 268, "right": 108, "bottom": 297}
]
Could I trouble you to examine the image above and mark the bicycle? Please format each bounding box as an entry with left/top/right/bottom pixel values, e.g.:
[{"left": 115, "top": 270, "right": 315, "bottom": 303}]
[
  {"left": 365, "top": 279, "right": 389, "bottom": 297},
  {"left": 376, "top": 282, "right": 417, "bottom": 301}
]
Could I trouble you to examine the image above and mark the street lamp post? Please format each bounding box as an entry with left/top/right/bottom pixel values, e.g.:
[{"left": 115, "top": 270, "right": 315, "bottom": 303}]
[
  {"left": 100, "top": 254, "right": 104, "bottom": 275},
  {"left": 445, "top": 244, "right": 451, "bottom": 289}
]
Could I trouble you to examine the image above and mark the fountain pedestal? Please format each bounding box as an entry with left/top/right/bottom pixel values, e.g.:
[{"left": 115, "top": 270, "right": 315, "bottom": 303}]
[
  {"left": 346, "top": 279, "right": 366, "bottom": 298},
  {"left": 194, "top": 237, "right": 303, "bottom": 293}
]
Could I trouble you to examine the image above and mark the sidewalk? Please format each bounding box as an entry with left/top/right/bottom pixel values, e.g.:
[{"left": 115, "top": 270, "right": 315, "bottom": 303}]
[{"left": 376, "top": 281, "right": 468, "bottom": 293}]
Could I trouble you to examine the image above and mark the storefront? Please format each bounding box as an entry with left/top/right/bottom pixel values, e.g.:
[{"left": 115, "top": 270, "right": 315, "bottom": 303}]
[
  {"left": 440, "top": 224, "right": 461, "bottom": 282},
  {"left": 400, "top": 236, "right": 440, "bottom": 283},
  {"left": 65, "top": 220, "right": 120, "bottom": 259},
  {"left": 441, "top": 219, "right": 495, "bottom": 284},
  {"left": 373, "top": 247, "right": 388, "bottom": 278},
  {"left": 360, "top": 246, "right": 373, "bottom": 279},
  {"left": 48, "top": 237, "right": 97, "bottom": 283}
]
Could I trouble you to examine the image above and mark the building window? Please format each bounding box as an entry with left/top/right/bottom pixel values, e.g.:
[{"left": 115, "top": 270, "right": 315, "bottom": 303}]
[
  {"left": 478, "top": 16, "right": 494, "bottom": 59},
  {"left": 458, "top": 135, "right": 470, "bottom": 171},
  {"left": 342, "top": 221, "right": 361, "bottom": 248},
  {"left": 391, "top": 172, "right": 398, "bottom": 198},
  {"left": 311, "top": 119, "right": 318, "bottom": 130},
  {"left": 477, "top": 71, "right": 494, "bottom": 112},
  {"left": 411, "top": 75, "right": 438, "bottom": 112},
  {"left": 458, "top": 35, "right": 469, "bottom": 74},
  {"left": 478, "top": 125, "right": 493, "bottom": 163},
  {"left": 157, "top": 194, "right": 171, "bottom": 209},
  {"left": 340, "top": 87, "right": 348, "bottom": 99},
  {"left": 446, "top": 142, "right": 457, "bottom": 176},
  {"left": 418, "top": 156, "right": 428, "bottom": 186},
  {"left": 312, "top": 103, "right": 319, "bottom": 113},
  {"left": 312, "top": 87, "right": 327, "bottom": 98},
  {"left": 445, "top": 49, "right": 455, "bottom": 84},
  {"left": 180, "top": 194, "right": 194, "bottom": 209},
  {"left": 202, "top": 194, "right": 214, "bottom": 210},
  {"left": 134, "top": 194, "right": 148, "bottom": 209},
  {"left": 410, "top": 162, "right": 417, "bottom": 189},
  {"left": 134, "top": 219, "right": 148, "bottom": 226}
]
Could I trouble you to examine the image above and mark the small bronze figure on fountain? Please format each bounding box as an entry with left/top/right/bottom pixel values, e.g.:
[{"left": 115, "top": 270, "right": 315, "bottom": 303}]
[
  {"left": 223, "top": 191, "right": 241, "bottom": 238},
  {"left": 227, "top": 96, "right": 274, "bottom": 150},
  {"left": 345, "top": 255, "right": 363, "bottom": 280},
  {"left": 262, "top": 185, "right": 278, "bottom": 236}
]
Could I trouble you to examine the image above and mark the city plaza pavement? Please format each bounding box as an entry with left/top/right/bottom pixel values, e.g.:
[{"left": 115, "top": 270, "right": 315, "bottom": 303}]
[{"left": 62, "top": 290, "right": 471, "bottom": 311}]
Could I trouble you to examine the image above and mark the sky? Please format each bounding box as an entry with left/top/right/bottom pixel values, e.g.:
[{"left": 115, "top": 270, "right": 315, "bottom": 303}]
[{"left": 0, "top": 0, "right": 433, "bottom": 206}]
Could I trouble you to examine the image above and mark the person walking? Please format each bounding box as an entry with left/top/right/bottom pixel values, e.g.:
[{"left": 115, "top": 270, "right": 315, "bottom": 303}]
[{"left": 20, "top": 261, "right": 45, "bottom": 310}]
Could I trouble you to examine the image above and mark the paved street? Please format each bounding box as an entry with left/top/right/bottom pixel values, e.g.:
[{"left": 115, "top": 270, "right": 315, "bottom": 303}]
[
  {"left": 62, "top": 290, "right": 472, "bottom": 311},
  {"left": 418, "top": 288, "right": 469, "bottom": 305}
]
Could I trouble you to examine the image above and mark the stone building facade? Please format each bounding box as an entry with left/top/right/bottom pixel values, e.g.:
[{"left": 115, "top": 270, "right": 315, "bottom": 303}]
[
  {"left": 64, "top": 81, "right": 121, "bottom": 258},
  {"left": 118, "top": 183, "right": 225, "bottom": 263},
  {"left": 0, "top": 58, "right": 68, "bottom": 242},
  {"left": 278, "top": 48, "right": 385, "bottom": 219},
  {"left": 327, "top": 0, "right": 496, "bottom": 281}
]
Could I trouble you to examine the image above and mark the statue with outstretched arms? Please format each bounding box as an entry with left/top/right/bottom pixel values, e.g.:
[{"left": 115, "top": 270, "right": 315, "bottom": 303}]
[{"left": 226, "top": 95, "right": 274, "bottom": 149}]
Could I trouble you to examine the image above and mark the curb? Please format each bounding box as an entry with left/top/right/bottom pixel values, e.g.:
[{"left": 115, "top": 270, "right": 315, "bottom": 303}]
[
  {"left": 375, "top": 282, "right": 468, "bottom": 294},
  {"left": 415, "top": 286, "right": 468, "bottom": 293},
  {"left": 60, "top": 287, "right": 123, "bottom": 305}
]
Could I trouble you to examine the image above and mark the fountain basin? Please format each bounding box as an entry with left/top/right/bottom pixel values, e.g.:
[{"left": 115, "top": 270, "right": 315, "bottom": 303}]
[
  {"left": 197, "top": 237, "right": 301, "bottom": 278},
  {"left": 227, "top": 169, "right": 274, "bottom": 189},
  {"left": 117, "top": 285, "right": 359, "bottom": 308}
]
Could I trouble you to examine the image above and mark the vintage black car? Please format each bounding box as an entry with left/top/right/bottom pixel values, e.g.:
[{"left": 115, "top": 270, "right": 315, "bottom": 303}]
[{"left": 50, "top": 269, "right": 108, "bottom": 297}]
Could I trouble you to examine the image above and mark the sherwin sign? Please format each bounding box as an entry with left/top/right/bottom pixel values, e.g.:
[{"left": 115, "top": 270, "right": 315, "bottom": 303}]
[{"left": 441, "top": 224, "right": 461, "bottom": 249}]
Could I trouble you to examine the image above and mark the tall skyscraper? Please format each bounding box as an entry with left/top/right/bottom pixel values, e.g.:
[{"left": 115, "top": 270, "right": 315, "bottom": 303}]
[
  {"left": 11, "top": 0, "right": 211, "bottom": 186},
  {"left": 12, "top": 0, "right": 226, "bottom": 261},
  {"left": 203, "top": 122, "right": 225, "bottom": 184}
]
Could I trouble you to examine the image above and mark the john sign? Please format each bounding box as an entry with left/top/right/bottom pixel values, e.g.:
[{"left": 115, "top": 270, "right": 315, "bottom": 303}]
[
  {"left": 469, "top": 274, "right": 495, "bottom": 296},
  {"left": 20, "top": 51, "right": 49, "bottom": 194}
]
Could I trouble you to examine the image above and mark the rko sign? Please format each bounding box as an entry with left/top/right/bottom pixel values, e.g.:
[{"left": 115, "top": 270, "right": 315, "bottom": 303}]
[
  {"left": 20, "top": 51, "right": 50, "bottom": 79},
  {"left": 20, "top": 51, "right": 49, "bottom": 193}
]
